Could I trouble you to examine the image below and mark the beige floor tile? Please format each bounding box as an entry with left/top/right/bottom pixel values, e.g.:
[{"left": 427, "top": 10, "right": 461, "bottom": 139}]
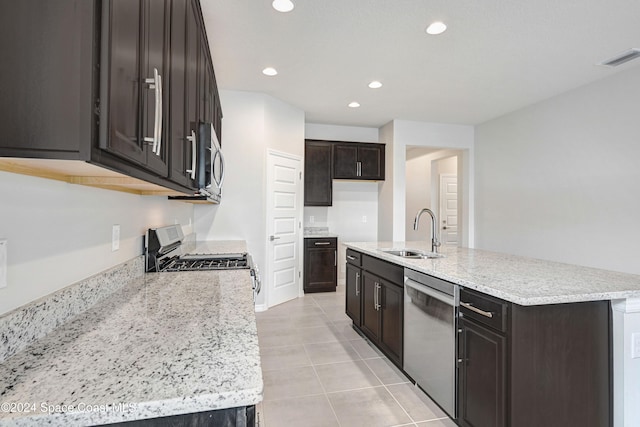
[
  {"left": 364, "top": 357, "right": 410, "bottom": 385},
  {"left": 262, "top": 366, "right": 324, "bottom": 401},
  {"left": 260, "top": 344, "right": 312, "bottom": 372},
  {"left": 416, "top": 418, "right": 457, "bottom": 426},
  {"left": 296, "top": 324, "right": 343, "bottom": 345},
  {"left": 267, "top": 303, "right": 325, "bottom": 317},
  {"left": 387, "top": 383, "right": 448, "bottom": 423},
  {"left": 294, "top": 313, "right": 334, "bottom": 328},
  {"left": 263, "top": 395, "right": 339, "bottom": 427},
  {"left": 257, "top": 325, "right": 302, "bottom": 348},
  {"left": 314, "top": 360, "right": 381, "bottom": 392},
  {"left": 321, "top": 306, "right": 352, "bottom": 322},
  {"left": 330, "top": 321, "right": 364, "bottom": 342},
  {"left": 349, "top": 337, "right": 385, "bottom": 359},
  {"left": 327, "top": 386, "right": 413, "bottom": 427},
  {"left": 304, "top": 341, "right": 361, "bottom": 365}
]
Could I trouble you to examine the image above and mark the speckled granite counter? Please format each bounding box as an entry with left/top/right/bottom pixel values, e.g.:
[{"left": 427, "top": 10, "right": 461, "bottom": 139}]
[
  {"left": 303, "top": 227, "right": 338, "bottom": 239},
  {"left": 345, "top": 241, "right": 640, "bottom": 305},
  {"left": 0, "top": 270, "right": 262, "bottom": 426}
]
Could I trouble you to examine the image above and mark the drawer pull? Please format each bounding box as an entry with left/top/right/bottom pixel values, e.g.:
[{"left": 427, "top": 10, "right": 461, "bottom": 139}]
[
  {"left": 460, "top": 301, "right": 494, "bottom": 318},
  {"left": 347, "top": 255, "right": 356, "bottom": 261},
  {"left": 315, "top": 242, "right": 331, "bottom": 246}
]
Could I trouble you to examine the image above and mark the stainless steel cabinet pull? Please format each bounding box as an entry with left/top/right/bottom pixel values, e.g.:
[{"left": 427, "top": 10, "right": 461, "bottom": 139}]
[
  {"left": 314, "top": 241, "right": 331, "bottom": 246},
  {"left": 334, "top": 250, "right": 337, "bottom": 266},
  {"left": 185, "top": 130, "right": 196, "bottom": 180},
  {"left": 347, "top": 255, "right": 356, "bottom": 261},
  {"left": 144, "top": 68, "right": 162, "bottom": 155},
  {"left": 374, "top": 282, "right": 381, "bottom": 311},
  {"left": 355, "top": 272, "right": 360, "bottom": 296},
  {"left": 356, "top": 161, "right": 362, "bottom": 177},
  {"left": 460, "top": 301, "right": 494, "bottom": 318}
]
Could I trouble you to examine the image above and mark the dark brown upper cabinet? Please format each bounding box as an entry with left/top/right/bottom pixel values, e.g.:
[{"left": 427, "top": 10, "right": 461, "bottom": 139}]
[
  {"left": 100, "top": 0, "right": 169, "bottom": 176},
  {"left": 0, "top": 0, "right": 221, "bottom": 196},
  {"left": 304, "top": 140, "right": 333, "bottom": 206},
  {"left": 333, "top": 142, "right": 385, "bottom": 180}
]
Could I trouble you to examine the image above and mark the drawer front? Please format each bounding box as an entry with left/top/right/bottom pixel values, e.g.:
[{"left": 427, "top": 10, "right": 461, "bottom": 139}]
[
  {"left": 362, "top": 254, "right": 403, "bottom": 285},
  {"left": 304, "top": 237, "right": 337, "bottom": 249},
  {"left": 459, "top": 288, "right": 509, "bottom": 333},
  {"left": 346, "top": 249, "right": 362, "bottom": 266}
]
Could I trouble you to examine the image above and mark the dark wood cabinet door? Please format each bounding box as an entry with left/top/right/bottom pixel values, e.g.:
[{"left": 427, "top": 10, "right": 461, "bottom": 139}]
[
  {"left": 168, "top": 0, "right": 191, "bottom": 187},
  {"left": 358, "top": 144, "right": 384, "bottom": 180},
  {"left": 303, "top": 238, "right": 337, "bottom": 293},
  {"left": 379, "top": 280, "right": 402, "bottom": 366},
  {"left": 142, "top": 0, "right": 169, "bottom": 175},
  {"left": 345, "top": 263, "right": 361, "bottom": 325},
  {"left": 333, "top": 144, "right": 358, "bottom": 179},
  {"left": 185, "top": 0, "right": 200, "bottom": 159},
  {"left": 360, "top": 272, "right": 380, "bottom": 342},
  {"left": 304, "top": 141, "right": 333, "bottom": 206},
  {"left": 458, "top": 318, "right": 506, "bottom": 427},
  {"left": 103, "top": 0, "right": 145, "bottom": 165}
]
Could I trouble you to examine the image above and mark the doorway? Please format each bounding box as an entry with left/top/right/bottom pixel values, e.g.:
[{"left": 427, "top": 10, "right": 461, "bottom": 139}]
[{"left": 405, "top": 148, "right": 461, "bottom": 246}]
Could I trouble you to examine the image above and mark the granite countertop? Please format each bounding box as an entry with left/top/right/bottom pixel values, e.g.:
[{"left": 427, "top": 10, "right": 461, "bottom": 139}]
[
  {"left": 303, "top": 227, "right": 338, "bottom": 238},
  {"left": 344, "top": 241, "right": 640, "bottom": 305},
  {"left": 0, "top": 270, "right": 262, "bottom": 426}
]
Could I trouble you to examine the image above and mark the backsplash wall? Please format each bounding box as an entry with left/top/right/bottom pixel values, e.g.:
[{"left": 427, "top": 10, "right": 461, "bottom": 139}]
[{"left": 0, "top": 171, "right": 193, "bottom": 316}]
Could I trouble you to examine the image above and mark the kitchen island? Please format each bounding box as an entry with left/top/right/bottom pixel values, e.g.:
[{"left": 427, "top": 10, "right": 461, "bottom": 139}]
[
  {"left": 0, "top": 253, "right": 262, "bottom": 426},
  {"left": 344, "top": 241, "right": 640, "bottom": 427}
]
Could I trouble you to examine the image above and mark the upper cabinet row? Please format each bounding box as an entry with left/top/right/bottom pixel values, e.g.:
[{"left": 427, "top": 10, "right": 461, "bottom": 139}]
[
  {"left": 304, "top": 140, "right": 385, "bottom": 206},
  {"left": 0, "top": 0, "right": 221, "bottom": 196}
]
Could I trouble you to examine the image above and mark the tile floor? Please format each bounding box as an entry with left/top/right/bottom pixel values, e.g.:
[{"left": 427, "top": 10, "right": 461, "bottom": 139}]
[{"left": 255, "top": 285, "right": 457, "bottom": 427}]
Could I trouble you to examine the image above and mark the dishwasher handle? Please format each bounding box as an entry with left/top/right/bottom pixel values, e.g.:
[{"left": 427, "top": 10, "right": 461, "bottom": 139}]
[{"left": 404, "top": 277, "right": 456, "bottom": 307}]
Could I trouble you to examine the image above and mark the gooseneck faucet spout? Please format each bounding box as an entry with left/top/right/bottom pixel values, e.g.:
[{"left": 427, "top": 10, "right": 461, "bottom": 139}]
[{"left": 414, "top": 208, "right": 441, "bottom": 253}]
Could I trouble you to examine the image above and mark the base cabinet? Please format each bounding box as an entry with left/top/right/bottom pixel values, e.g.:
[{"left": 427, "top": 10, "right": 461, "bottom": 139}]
[
  {"left": 345, "top": 260, "right": 362, "bottom": 325},
  {"left": 304, "top": 237, "right": 337, "bottom": 293},
  {"left": 108, "top": 405, "right": 255, "bottom": 426},
  {"left": 458, "top": 287, "right": 611, "bottom": 427},
  {"left": 345, "top": 251, "right": 403, "bottom": 367}
]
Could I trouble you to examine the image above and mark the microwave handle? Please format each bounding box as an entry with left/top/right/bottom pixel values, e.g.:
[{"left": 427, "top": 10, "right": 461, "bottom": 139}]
[{"left": 217, "top": 149, "right": 225, "bottom": 190}]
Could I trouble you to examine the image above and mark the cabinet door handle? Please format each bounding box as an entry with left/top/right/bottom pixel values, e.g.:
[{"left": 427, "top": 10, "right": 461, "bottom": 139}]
[
  {"left": 460, "top": 301, "right": 494, "bottom": 318},
  {"left": 334, "top": 250, "right": 337, "bottom": 266},
  {"left": 355, "top": 272, "right": 360, "bottom": 296},
  {"left": 374, "top": 282, "right": 381, "bottom": 311},
  {"left": 314, "top": 242, "right": 331, "bottom": 246},
  {"left": 144, "top": 68, "right": 162, "bottom": 155},
  {"left": 185, "top": 130, "right": 197, "bottom": 180},
  {"left": 347, "top": 255, "right": 356, "bottom": 261},
  {"left": 356, "top": 161, "right": 362, "bottom": 177}
]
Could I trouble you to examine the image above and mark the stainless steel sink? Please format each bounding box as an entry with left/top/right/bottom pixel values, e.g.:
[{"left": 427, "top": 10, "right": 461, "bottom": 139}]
[{"left": 379, "top": 249, "right": 445, "bottom": 259}]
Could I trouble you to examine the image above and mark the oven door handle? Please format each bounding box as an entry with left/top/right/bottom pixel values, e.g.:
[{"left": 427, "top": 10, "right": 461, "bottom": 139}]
[{"left": 404, "top": 278, "right": 455, "bottom": 306}]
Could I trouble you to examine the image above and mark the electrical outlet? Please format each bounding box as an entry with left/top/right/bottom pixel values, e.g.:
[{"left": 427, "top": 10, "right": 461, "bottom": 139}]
[
  {"left": 309, "top": 216, "right": 315, "bottom": 224},
  {"left": 112, "top": 225, "right": 120, "bottom": 252},
  {"left": 633, "top": 333, "right": 640, "bottom": 359},
  {"left": 362, "top": 216, "right": 367, "bottom": 223},
  {"left": 0, "top": 239, "right": 7, "bottom": 289}
]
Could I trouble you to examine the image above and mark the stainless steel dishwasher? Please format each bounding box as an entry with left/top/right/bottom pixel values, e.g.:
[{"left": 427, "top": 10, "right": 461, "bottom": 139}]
[{"left": 404, "top": 268, "right": 459, "bottom": 419}]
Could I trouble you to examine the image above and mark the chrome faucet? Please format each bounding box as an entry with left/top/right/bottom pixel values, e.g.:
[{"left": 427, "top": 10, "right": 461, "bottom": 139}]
[{"left": 414, "top": 208, "right": 441, "bottom": 253}]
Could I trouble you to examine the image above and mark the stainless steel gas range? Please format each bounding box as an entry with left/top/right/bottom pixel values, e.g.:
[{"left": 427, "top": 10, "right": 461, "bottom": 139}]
[{"left": 145, "top": 225, "right": 261, "bottom": 299}]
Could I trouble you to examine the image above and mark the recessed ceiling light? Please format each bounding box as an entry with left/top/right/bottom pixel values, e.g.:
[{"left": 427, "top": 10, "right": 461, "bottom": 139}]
[
  {"left": 368, "top": 81, "right": 383, "bottom": 89},
  {"left": 426, "top": 21, "right": 447, "bottom": 35},
  {"left": 348, "top": 102, "right": 360, "bottom": 108},
  {"left": 272, "top": 0, "right": 294, "bottom": 13},
  {"left": 262, "top": 67, "right": 278, "bottom": 76}
]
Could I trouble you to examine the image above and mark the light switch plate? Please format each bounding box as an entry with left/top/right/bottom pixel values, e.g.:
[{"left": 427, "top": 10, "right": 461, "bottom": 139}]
[
  {"left": 112, "top": 225, "right": 120, "bottom": 252},
  {"left": 0, "top": 239, "right": 7, "bottom": 289},
  {"left": 633, "top": 333, "right": 640, "bottom": 359}
]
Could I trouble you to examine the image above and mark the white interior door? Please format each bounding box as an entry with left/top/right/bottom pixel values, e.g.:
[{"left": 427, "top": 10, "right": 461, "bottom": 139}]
[
  {"left": 266, "top": 151, "right": 302, "bottom": 308},
  {"left": 439, "top": 174, "right": 458, "bottom": 246}
]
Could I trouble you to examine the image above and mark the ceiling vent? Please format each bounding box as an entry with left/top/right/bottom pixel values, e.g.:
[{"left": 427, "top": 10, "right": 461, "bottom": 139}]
[{"left": 599, "top": 48, "right": 640, "bottom": 67}]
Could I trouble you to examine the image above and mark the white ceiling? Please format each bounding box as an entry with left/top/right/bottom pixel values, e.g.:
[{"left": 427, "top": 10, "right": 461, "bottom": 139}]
[{"left": 201, "top": 0, "right": 640, "bottom": 128}]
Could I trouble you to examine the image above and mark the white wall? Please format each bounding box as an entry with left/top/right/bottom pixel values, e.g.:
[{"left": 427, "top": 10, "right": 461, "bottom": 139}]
[
  {"left": 304, "top": 123, "right": 381, "bottom": 282},
  {"left": 380, "top": 120, "right": 475, "bottom": 245},
  {"left": 194, "top": 90, "right": 305, "bottom": 308},
  {"left": 0, "top": 172, "right": 193, "bottom": 316},
  {"left": 475, "top": 66, "right": 640, "bottom": 275},
  {"left": 405, "top": 150, "right": 458, "bottom": 242}
]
